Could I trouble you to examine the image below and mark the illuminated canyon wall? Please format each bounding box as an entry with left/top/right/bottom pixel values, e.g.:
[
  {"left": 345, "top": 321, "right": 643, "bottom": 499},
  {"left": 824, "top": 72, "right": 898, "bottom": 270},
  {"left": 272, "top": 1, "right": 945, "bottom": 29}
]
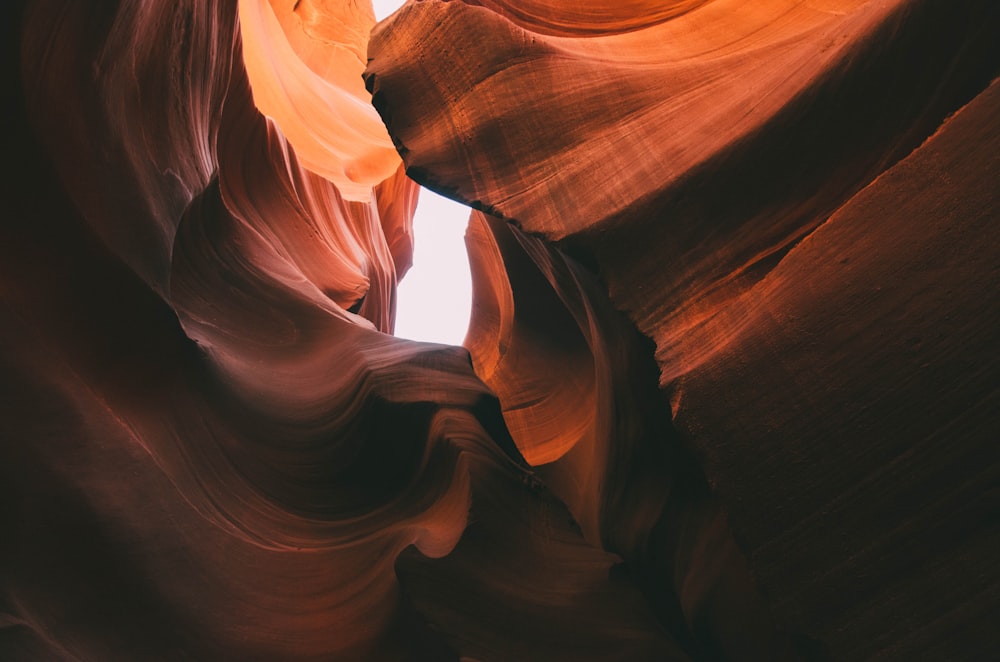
[{"left": 3, "top": 0, "right": 998, "bottom": 660}]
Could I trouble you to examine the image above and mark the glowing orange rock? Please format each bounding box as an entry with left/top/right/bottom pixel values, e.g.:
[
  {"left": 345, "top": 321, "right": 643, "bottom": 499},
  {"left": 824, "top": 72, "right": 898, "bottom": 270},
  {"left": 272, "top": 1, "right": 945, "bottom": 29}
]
[
  {"left": 368, "top": 0, "right": 1000, "bottom": 657},
  {"left": 240, "top": 0, "right": 400, "bottom": 200},
  {"left": 5, "top": 0, "right": 684, "bottom": 659},
  {"left": 366, "top": 0, "right": 998, "bottom": 376},
  {"left": 5, "top": 0, "right": 999, "bottom": 659}
]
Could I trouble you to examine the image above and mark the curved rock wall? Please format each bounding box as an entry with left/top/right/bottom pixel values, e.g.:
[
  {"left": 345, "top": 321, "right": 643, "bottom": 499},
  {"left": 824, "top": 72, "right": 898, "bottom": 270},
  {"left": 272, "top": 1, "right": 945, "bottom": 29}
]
[
  {"left": 3, "top": 1, "right": 678, "bottom": 659},
  {"left": 4, "top": 0, "right": 999, "bottom": 659},
  {"left": 366, "top": 0, "right": 1000, "bottom": 658}
]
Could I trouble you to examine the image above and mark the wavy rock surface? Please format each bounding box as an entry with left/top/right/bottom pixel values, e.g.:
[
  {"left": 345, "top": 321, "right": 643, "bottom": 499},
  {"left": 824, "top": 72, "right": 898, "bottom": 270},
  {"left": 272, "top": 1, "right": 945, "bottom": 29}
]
[
  {"left": 465, "top": 212, "right": 800, "bottom": 658},
  {"left": 367, "top": 0, "right": 1000, "bottom": 658},
  {"left": 4, "top": 1, "right": 683, "bottom": 659},
  {"left": 3, "top": 0, "right": 999, "bottom": 659},
  {"left": 240, "top": 0, "right": 401, "bottom": 200}
]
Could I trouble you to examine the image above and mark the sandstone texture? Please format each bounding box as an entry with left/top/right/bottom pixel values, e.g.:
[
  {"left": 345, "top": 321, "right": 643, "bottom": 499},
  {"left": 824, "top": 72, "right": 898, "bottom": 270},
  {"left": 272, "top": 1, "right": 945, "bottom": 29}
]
[{"left": 3, "top": 0, "right": 998, "bottom": 659}]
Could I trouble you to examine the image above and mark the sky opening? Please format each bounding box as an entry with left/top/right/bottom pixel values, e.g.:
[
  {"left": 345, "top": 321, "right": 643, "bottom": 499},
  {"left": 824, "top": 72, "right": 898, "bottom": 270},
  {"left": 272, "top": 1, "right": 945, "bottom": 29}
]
[
  {"left": 372, "top": 0, "right": 405, "bottom": 21},
  {"left": 373, "top": 0, "right": 473, "bottom": 346},
  {"left": 392, "top": 189, "right": 473, "bottom": 346}
]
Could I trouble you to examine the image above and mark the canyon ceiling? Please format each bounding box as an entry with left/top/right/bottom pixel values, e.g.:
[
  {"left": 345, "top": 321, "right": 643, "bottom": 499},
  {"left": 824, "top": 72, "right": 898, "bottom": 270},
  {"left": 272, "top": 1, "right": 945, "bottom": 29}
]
[{"left": 2, "top": 0, "right": 998, "bottom": 659}]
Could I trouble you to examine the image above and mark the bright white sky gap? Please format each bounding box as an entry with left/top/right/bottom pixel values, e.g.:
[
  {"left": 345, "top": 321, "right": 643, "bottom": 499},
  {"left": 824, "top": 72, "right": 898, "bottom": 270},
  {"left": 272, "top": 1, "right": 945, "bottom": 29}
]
[
  {"left": 392, "top": 189, "right": 473, "bottom": 346},
  {"left": 372, "top": 0, "right": 405, "bottom": 21},
  {"left": 372, "top": 0, "right": 473, "bottom": 346}
]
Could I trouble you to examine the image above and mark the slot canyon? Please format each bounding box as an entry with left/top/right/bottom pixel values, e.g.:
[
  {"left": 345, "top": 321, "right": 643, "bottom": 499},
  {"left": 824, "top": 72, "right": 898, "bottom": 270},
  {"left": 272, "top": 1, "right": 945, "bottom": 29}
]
[{"left": 2, "top": 0, "right": 998, "bottom": 659}]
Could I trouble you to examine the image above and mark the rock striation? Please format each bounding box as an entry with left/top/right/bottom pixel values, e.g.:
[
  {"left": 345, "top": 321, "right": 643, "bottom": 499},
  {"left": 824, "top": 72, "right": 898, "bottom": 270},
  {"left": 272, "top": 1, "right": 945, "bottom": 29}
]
[
  {"left": 4, "top": 1, "right": 676, "bottom": 659},
  {"left": 367, "top": 0, "right": 1000, "bottom": 657},
  {"left": 3, "top": 0, "right": 999, "bottom": 659}
]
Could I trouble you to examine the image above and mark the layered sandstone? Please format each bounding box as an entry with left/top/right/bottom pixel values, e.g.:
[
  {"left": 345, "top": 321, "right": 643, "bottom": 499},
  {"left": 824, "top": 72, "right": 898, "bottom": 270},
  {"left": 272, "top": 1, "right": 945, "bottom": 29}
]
[
  {"left": 367, "top": 0, "right": 1000, "bottom": 657},
  {"left": 3, "top": 0, "right": 998, "bottom": 660}
]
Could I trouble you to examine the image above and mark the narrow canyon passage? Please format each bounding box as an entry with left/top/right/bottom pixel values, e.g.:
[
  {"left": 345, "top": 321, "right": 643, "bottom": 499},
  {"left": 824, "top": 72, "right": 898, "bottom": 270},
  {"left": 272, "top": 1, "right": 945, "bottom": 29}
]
[
  {"left": 3, "top": 0, "right": 998, "bottom": 660},
  {"left": 370, "top": 0, "right": 476, "bottom": 346},
  {"left": 393, "top": 188, "right": 472, "bottom": 345}
]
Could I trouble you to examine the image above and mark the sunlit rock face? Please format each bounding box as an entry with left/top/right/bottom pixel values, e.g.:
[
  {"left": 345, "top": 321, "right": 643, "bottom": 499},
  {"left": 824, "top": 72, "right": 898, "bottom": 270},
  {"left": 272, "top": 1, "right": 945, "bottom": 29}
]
[
  {"left": 367, "top": 0, "right": 1000, "bottom": 658},
  {"left": 4, "top": 1, "right": 676, "bottom": 659},
  {"left": 3, "top": 0, "right": 998, "bottom": 661},
  {"left": 464, "top": 212, "right": 793, "bottom": 658},
  {"left": 240, "top": 0, "right": 401, "bottom": 200}
]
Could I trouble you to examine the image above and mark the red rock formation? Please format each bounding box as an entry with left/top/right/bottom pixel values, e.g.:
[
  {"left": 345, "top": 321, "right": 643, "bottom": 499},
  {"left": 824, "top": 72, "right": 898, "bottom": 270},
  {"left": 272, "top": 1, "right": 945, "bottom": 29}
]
[
  {"left": 240, "top": 0, "right": 400, "bottom": 200},
  {"left": 367, "top": 0, "right": 1000, "bottom": 657},
  {"left": 3, "top": 0, "right": 999, "bottom": 659},
  {"left": 465, "top": 212, "right": 797, "bottom": 658},
  {"left": 3, "top": 1, "right": 677, "bottom": 659}
]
